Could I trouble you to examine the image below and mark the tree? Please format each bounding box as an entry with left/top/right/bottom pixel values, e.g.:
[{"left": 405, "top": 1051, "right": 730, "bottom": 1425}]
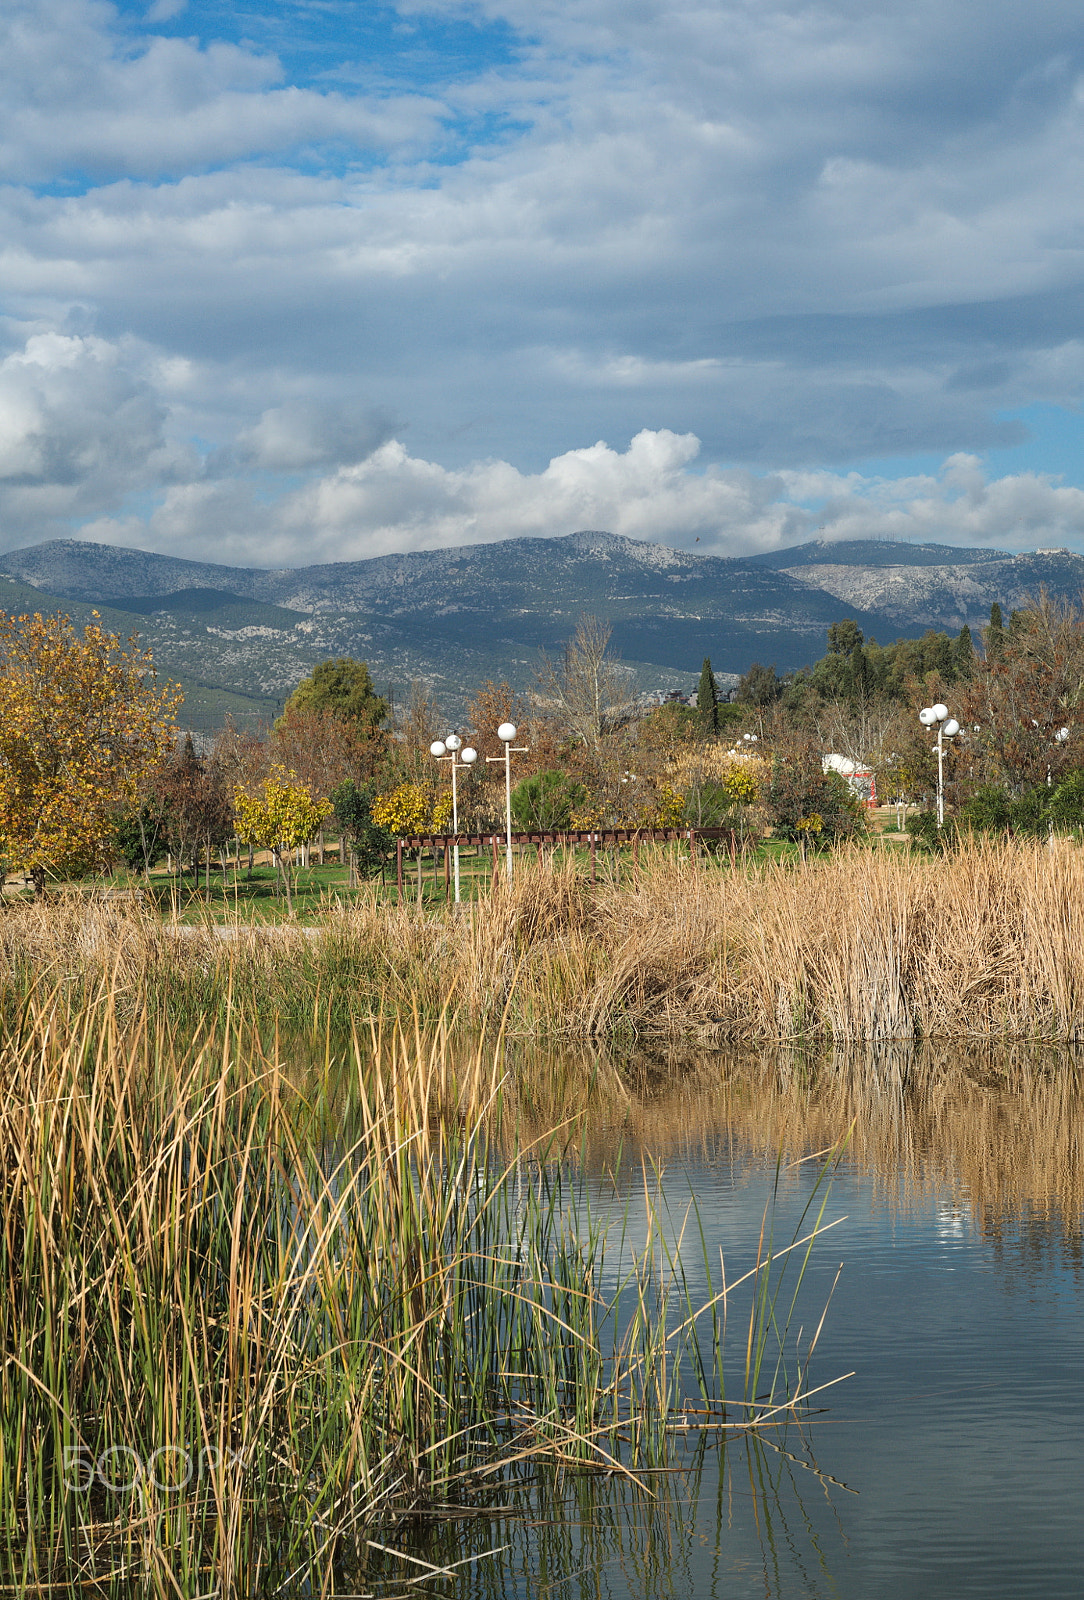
[
  {"left": 736, "top": 662, "right": 783, "bottom": 707},
  {"left": 696, "top": 658, "right": 719, "bottom": 737},
  {"left": 274, "top": 703, "right": 383, "bottom": 792},
  {"left": 986, "top": 603, "right": 1006, "bottom": 660},
  {"left": 387, "top": 680, "right": 444, "bottom": 785},
  {"left": 962, "top": 592, "right": 1084, "bottom": 788},
  {"left": 0, "top": 612, "right": 181, "bottom": 893},
  {"left": 232, "top": 766, "right": 332, "bottom": 912},
  {"left": 331, "top": 780, "right": 394, "bottom": 882},
  {"left": 952, "top": 626, "right": 975, "bottom": 680},
  {"left": 637, "top": 700, "right": 699, "bottom": 759},
  {"left": 114, "top": 802, "right": 170, "bottom": 875},
  {"left": 283, "top": 658, "right": 388, "bottom": 737},
  {"left": 767, "top": 735, "right": 863, "bottom": 848},
  {"left": 370, "top": 783, "right": 451, "bottom": 836},
  {"left": 826, "top": 619, "right": 865, "bottom": 658},
  {"left": 272, "top": 704, "right": 384, "bottom": 860},
  {"left": 1050, "top": 769, "right": 1084, "bottom": 833},
  {"left": 212, "top": 718, "right": 270, "bottom": 879},
  {"left": 533, "top": 616, "right": 635, "bottom": 752},
  {"left": 510, "top": 770, "right": 587, "bottom": 831},
  {"left": 155, "top": 733, "right": 233, "bottom": 885}
]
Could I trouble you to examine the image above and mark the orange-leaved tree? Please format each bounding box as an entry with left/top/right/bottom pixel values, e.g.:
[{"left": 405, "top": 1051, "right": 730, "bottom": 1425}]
[{"left": 0, "top": 612, "right": 182, "bottom": 894}]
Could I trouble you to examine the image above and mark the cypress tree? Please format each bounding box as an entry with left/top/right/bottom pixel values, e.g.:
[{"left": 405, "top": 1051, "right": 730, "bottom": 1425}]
[
  {"left": 987, "top": 603, "right": 1005, "bottom": 659},
  {"left": 847, "top": 642, "right": 871, "bottom": 702},
  {"left": 697, "top": 657, "right": 719, "bottom": 736},
  {"left": 952, "top": 625, "right": 974, "bottom": 679}
]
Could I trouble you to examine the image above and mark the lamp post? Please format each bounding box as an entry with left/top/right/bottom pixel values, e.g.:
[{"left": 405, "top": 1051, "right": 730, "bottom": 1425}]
[
  {"left": 918, "top": 703, "right": 960, "bottom": 827},
  {"left": 487, "top": 722, "right": 528, "bottom": 884},
  {"left": 430, "top": 733, "right": 477, "bottom": 902}
]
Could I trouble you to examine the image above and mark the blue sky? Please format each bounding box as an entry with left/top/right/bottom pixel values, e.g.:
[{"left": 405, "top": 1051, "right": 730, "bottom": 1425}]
[{"left": 3, "top": 0, "right": 1084, "bottom": 566}]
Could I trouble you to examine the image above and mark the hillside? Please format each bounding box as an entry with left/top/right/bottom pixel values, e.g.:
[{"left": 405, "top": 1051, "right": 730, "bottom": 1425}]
[{"left": 0, "top": 529, "right": 1069, "bottom": 728}]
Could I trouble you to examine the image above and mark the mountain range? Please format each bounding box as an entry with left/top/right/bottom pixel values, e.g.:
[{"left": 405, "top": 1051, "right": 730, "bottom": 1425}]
[{"left": 0, "top": 531, "right": 1079, "bottom": 729}]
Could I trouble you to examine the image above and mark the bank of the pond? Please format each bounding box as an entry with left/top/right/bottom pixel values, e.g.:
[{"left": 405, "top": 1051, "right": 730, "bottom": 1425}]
[
  {"left": 0, "top": 994, "right": 836, "bottom": 1596},
  {"left": 5, "top": 836, "right": 1084, "bottom": 1040}
]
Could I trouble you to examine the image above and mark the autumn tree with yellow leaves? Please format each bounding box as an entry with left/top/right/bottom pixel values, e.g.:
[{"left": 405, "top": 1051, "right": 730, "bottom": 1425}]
[
  {"left": 233, "top": 765, "right": 332, "bottom": 911},
  {"left": 0, "top": 612, "right": 182, "bottom": 894}
]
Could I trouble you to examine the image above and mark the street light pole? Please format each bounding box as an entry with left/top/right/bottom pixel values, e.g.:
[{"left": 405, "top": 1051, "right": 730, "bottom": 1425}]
[
  {"left": 918, "top": 703, "right": 960, "bottom": 827},
  {"left": 430, "top": 734, "right": 477, "bottom": 902},
  {"left": 487, "top": 722, "right": 528, "bottom": 884}
]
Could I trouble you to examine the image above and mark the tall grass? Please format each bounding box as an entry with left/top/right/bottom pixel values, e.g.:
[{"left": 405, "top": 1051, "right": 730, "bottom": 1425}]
[
  {"left": 0, "top": 988, "right": 839, "bottom": 1596},
  {"left": 7, "top": 836, "right": 1082, "bottom": 1038}
]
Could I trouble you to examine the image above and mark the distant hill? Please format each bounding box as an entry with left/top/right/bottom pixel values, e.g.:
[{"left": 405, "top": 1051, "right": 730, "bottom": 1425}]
[
  {"left": 747, "top": 538, "right": 1006, "bottom": 570},
  {"left": 0, "top": 529, "right": 1073, "bottom": 725},
  {"left": 753, "top": 539, "right": 1084, "bottom": 632}
]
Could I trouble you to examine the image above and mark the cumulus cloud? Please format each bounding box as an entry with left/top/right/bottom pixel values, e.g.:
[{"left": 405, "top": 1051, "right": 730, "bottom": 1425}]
[
  {"left": 71, "top": 431, "right": 1084, "bottom": 571},
  {"left": 0, "top": 0, "right": 441, "bottom": 182},
  {"left": 783, "top": 455, "right": 1084, "bottom": 550},
  {"left": 0, "top": 331, "right": 192, "bottom": 539},
  {"left": 4, "top": 0, "right": 1084, "bottom": 561},
  {"left": 230, "top": 402, "right": 397, "bottom": 472}
]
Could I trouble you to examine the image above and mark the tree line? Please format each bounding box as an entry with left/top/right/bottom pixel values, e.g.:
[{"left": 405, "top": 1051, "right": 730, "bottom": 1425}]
[{"left": 3, "top": 592, "right": 1083, "bottom": 897}]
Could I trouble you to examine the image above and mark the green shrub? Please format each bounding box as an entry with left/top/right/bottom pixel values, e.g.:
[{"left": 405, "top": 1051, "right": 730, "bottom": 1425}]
[
  {"left": 905, "top": 808, "right": 955, "bottom": 853},
  {"left": 1050, "top": 768, "right": 1084, "bottom": 832},
  {"left": 331, "top": 779, "right": 395, "bottom": 878},
  {"left": 511, "top": 770, "right": 587, "bottom": 831},
  {"left": 957, "top": 784, "right": 1012, "bottom": 837}
]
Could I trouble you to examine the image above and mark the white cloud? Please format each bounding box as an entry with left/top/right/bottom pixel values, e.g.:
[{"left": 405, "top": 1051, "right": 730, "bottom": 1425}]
[
  {"left": 0, "top": 331, "right": 192, "bottom": 538},
  {"left": 782, "top": 455, "right": 1084, "bottom": 549},
  {"left": 0, "top": 1, "right": 441, "bottom": 182},
  {"left": 68, "top": 431, "right": 1084, "bottom": 571},
  {"left": 3, "top": 0, "right": 1084, "bottom": 563}
]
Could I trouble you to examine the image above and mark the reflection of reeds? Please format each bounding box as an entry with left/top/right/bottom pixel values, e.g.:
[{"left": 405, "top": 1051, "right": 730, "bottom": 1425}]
[
  {"left": 380, "top": 1426, "right": 849, "bottom": 1600},
  {"left": 498, "top": 1036, "right": 1084, "bottom": 1264},
  {"left": 0, "top": 990, "right": 841, "bottom": 1595},
  {"left": 12, "top": 838, "right": 1084, "bottom": 1039}
]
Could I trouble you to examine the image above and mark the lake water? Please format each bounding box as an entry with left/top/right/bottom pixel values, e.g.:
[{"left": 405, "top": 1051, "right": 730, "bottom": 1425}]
[{"left": 389, "top": 1044, "right": 1084, "bottom": 1599}]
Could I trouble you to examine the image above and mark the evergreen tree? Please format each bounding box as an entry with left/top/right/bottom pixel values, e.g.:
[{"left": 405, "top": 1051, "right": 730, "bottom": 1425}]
[
  {"left": 952, "top": 625, "right": 974, "bottom": 679},
  {"left": 283, "top": 657, "right": 388, "bottom": 734},
  {"left": 696, "top": 657, "right": 719, "bottom": 736},
  {"left": 847, "top": 642, "right": 872, "bottom": 703},
  {"left": 331, "top": 779, "right": 394, "bottom": 881},
  {"left": 826, "top": 619, "right": 864, "bottom": 657},
  {"left": 986, "top": 603, "right": 1005, "bottom": 659},
  {"left": 737, "top": 661, "right": 783, "bottom": 706}
]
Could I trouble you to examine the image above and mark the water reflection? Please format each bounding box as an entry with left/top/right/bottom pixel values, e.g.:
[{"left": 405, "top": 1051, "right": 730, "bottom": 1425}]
[
  {"left": 366, "top": 1429, "right": 852, "bottom": 1600},
  {"left": 496, "top": 1036, "right": 1084, "bottom": 1279},
  {"left": 303, "top": 1032, "right": 1084, "bottom": 1599}
]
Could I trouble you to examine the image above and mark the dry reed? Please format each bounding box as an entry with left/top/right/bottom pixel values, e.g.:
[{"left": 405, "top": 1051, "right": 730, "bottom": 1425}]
[{"left": 5, "top": 837, "right": 1084, "bottom": 1038}]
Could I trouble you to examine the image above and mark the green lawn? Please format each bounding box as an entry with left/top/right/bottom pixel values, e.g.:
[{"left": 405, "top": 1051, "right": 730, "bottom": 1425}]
[{"left": 5, "top": 828, "right": 909, "bottom": 921}]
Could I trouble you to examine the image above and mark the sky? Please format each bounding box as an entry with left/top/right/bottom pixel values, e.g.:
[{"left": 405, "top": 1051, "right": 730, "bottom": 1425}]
[{"left": 5, "top": 0, "right": 1084, "bottom": 568}]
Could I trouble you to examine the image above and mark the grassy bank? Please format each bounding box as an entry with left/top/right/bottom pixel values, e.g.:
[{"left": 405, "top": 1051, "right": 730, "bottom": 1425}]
[
  {"left": 0, "top": 989, "right": 837, "bottom": 1595},
  {"left": 4, "top": 837, "right": 1084, "bottom": 1040}
]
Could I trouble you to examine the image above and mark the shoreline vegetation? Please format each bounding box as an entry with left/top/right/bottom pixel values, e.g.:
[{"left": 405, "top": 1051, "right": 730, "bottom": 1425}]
[
  {"left": 0, "top": 990, "right": 841, "bottom": 1593},
  {"left": 5, "top": 838, "right": 1084, "bottom": 1041}
]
